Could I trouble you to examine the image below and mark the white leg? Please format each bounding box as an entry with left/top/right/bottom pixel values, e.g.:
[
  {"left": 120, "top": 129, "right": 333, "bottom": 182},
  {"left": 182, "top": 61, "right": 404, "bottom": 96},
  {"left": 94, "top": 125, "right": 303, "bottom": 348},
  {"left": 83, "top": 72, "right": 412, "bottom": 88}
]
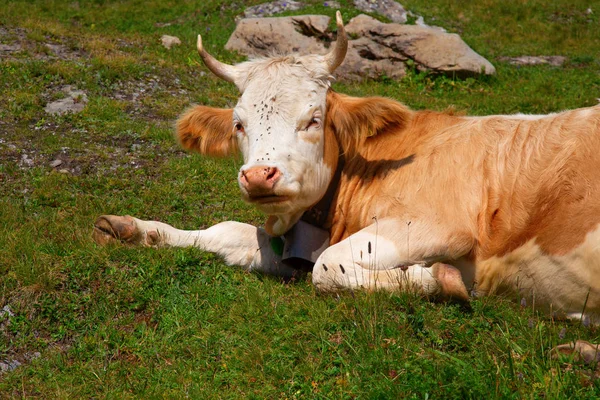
[
  {"left": 93, "top": 215, "right": 297, "bottom": 277},
  {"left": 312, "top": 219, "right": 470, "bottom": 300}
]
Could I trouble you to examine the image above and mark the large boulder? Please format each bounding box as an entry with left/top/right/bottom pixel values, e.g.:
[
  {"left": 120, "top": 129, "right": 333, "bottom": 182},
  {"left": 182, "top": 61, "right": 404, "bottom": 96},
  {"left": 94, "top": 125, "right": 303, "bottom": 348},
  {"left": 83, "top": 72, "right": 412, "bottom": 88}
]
[
  {"left": 225, "top": 15, "right": 328, "bottom": 55},
  {"left": 225, "top": 14, "right": 495, "bottom": 81},
  {"left": 346, "top": 14, "right": 496, "bottom": 77},
  {"left": 337, "top": 37, "right": 407, "bottom": 80}
]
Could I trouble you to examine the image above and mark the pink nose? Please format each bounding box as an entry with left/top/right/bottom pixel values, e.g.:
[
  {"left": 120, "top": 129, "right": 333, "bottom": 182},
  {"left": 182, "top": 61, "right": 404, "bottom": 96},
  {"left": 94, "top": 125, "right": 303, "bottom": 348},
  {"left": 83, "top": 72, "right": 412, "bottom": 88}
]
[{"left": 240, "top": 166, "right": 281, "bottom": 197}]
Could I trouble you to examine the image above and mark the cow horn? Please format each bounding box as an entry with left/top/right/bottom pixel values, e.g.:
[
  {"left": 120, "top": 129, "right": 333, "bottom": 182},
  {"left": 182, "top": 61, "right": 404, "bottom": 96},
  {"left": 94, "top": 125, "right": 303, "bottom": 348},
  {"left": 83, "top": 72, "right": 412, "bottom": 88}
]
[
  {"left": 324, "top": 11, "right": 348, "bottom": 73},
  {"left": 197, "top": 35, "right": 239, "bottom": 85}
]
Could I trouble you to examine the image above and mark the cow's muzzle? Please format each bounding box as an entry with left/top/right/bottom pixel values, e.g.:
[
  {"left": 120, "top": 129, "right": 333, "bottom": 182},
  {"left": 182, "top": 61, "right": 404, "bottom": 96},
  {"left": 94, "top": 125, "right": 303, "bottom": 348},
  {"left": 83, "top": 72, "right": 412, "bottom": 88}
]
[{"left": 239, "top": 166, "right": 282, "bottom": 201}]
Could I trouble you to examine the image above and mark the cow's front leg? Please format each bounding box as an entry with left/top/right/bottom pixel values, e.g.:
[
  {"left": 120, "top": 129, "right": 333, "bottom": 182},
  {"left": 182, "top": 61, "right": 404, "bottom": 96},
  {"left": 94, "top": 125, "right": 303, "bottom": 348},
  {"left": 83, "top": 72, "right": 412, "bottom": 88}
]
[
  {"left": 312, "top": 219, "right": 471, "bottom": 301},
  {"left": 93, "top": 215, "right": 297, "bottom": 277}
]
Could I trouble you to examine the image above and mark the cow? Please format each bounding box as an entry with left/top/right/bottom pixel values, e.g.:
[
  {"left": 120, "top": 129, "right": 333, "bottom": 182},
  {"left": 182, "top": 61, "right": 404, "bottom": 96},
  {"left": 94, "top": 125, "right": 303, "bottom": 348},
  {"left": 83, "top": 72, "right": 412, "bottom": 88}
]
[{"left": 93, "top": 12, "right": 600, "bottom": 323}]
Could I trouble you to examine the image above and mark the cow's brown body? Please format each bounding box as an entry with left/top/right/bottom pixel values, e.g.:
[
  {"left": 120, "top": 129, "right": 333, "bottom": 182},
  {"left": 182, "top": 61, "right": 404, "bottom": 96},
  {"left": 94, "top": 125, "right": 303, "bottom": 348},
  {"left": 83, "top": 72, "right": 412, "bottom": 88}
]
[{"left": 321, "top": 90, "right": 600, "bottom": 316}]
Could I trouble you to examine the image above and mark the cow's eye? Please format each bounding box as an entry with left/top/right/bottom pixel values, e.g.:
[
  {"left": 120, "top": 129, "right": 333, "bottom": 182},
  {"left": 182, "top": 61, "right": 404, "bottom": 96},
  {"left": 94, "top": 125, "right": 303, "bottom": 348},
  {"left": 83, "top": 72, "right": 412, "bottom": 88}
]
[
  {"left": 234, "top": 122, "right": 245, "bottom": 133},
  {"left": 306, "top": 117, "right": 321, "bottom": 130}
]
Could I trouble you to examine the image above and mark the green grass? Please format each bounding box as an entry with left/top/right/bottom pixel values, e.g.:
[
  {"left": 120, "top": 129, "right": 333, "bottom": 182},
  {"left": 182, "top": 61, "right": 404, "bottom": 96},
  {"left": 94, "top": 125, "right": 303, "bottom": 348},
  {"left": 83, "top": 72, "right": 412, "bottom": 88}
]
[{"left": 1, "top": 0, "right": 600, "bottom": 397}]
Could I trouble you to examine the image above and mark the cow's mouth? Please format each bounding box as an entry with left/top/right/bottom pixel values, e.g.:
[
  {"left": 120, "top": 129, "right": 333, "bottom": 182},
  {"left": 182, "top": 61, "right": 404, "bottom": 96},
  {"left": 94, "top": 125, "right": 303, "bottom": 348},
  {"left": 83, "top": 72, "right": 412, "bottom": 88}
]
[{"left": 248, "top": 194, "right": 289, "bottom": 204}]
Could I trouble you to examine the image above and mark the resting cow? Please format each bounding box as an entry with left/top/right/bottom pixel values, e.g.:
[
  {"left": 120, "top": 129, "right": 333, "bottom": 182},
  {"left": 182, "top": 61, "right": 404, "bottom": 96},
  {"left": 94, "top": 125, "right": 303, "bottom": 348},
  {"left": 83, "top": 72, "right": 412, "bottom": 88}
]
[{"left": 94, "top": 13, "right": 600, "bottom": 322}]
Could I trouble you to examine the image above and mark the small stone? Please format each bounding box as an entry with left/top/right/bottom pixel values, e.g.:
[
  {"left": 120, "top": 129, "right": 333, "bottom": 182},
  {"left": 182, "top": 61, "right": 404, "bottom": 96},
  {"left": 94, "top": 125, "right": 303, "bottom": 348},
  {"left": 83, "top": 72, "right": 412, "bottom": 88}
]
[
  {"left": 353, "top": 0, "right": 408, "bottom": 24},
  {"left": 498, "top": 56, "right": 566, "bottom": 67},
  {"left": 243, "top": 1, "right": 304, "bottom": 19},
  {"left": 0, "top": 360, "right": 21, "bottom": 372},
  {"left": 20, "top": 154, "right": 34, "bottom": 167},
  {"left": 9, "top": 360, "right": 21, "bottom": 370},
  {"left": 44, "top": 86, "right": 88, "bottom": 115},
  {"left": 44, "top": 43, "right": 68, "bottom": 56},
  {"left": 0, "top": 306, "right": 13, "bottom": 318},
  {"left": 24, "top": 352, "right": 41, "bottom": 361},
  {"left": 49, "top": 159, "right": 63, "bottom": 168},
  {"left": 130, "top": 143, "right": 142, "bottom": 152},
  {"left": 160, "top": 35, "right": 181, "bottom": 49}
]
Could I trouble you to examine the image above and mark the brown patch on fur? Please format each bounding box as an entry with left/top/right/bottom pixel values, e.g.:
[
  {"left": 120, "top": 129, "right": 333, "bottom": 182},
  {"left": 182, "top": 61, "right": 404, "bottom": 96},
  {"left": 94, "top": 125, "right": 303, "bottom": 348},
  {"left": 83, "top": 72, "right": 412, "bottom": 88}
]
[
  {"left": 325, "top": 90, "right": 413, "bottom": 158},
  {"left": 176, "top": 106, "right": 237, "bottom": 157},
  {"left": 325, "top": 90, "right": 415, "bottom": 243},
  {"left": 475, "top": 108, "right": 600, "bottom": 257}
]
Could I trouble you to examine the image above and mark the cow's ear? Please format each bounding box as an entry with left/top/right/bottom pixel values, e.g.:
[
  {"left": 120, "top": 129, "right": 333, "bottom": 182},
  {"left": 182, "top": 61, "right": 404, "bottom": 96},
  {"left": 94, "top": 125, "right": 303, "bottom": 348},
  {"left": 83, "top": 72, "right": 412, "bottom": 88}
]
[
  {"left": 176, "top": 106, "right": 237, "bottom": 157},
  {"left": 326, "top": 90, "right": 412, "bottom": 155}
]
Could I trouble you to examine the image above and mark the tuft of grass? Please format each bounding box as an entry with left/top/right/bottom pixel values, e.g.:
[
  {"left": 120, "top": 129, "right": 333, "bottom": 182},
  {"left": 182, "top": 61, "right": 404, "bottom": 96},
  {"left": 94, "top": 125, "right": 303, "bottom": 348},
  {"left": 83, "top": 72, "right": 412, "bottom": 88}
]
[{"left": 1, "top": 0, "right": 600, "bottom": 397}]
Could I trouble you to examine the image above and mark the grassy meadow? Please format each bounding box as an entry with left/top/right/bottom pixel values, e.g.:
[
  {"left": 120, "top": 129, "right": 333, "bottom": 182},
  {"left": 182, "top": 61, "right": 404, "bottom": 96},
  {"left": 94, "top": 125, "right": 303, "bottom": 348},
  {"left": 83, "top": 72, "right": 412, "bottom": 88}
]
[{"left": 1, "top": 0, "right": 600, "bottom": 397}]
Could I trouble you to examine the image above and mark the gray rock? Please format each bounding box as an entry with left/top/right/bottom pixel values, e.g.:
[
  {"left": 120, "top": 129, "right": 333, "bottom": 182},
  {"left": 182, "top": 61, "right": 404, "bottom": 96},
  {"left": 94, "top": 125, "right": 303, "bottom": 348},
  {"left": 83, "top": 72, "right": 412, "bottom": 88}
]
[
  {"left": 49, "top": 159, "right": 63, "bottom": 168},
  {"left": 354, "top": 0, "right": 408, "bottom": 24},
  {"left": 498, "top": 56, "right": 566, "bottom": 67},
  {"left": 0, "top": 306, "right": 13, "bottom": 318},
  {"left": 226, "top": 15, "right": 330, "bottom": 56},
  {"left": 346, "top": 14, "right": 495, "bottom": 77},
  {"left": 24, "top": 352, "right": 41, "bottom": 361},
  {"left": 226, "top": 13, "right": 495, "bottom": 80},
  {"left": 20, "top": 154, "right": 34, "bottom": 167},
  {"left": 44, "top": 85, "right": 88, "bottom": 115},
  {"left": 337, "top": 37, "right": 407, "bottom": 80},
  {"left": 243, "top": 1, "right": 304, "bottom": 19},
  {"left": 45, "top": 43, "right": 67, "bottom": 56},
  {"left": 160, "top": 35, "right": 181, "bottom": 49},
  {"left": 0, "top": 359, "right": 21, "bottom": 372}
]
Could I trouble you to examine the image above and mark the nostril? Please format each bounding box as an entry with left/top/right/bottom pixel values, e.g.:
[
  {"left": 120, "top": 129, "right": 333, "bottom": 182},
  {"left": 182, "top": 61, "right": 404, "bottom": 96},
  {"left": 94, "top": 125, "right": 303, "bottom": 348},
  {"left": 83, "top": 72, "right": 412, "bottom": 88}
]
[
  {"left": 240, "top": 170, "right": 248, "bottom": 183},
  {"left": 265, "top": 167, "right": 279, "bottom": 182}
]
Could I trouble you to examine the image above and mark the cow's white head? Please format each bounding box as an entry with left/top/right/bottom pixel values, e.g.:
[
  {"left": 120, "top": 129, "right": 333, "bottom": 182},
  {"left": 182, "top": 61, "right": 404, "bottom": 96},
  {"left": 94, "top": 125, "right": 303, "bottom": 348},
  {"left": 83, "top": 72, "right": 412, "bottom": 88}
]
[{"left": 177, "top": 12, "right": 411, "bottom": 235}]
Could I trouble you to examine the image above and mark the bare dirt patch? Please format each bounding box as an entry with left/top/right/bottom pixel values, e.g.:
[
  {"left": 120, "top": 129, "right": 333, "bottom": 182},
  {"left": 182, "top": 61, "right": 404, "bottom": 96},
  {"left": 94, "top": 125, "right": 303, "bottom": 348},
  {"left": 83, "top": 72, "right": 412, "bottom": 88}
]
[{"left": 0, "top": 25, "right": 87, "bottom": 61}]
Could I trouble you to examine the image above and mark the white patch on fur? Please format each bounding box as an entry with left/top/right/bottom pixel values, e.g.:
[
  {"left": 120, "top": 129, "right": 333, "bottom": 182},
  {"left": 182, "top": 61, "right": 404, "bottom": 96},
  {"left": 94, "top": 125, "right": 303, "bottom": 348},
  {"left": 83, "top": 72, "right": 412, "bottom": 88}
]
[
  {"left": 477, "top": 223, "right": 600, "bottom": 322},
  {"left": 312, "top": 227, "right": 440, "bottom": 294}
]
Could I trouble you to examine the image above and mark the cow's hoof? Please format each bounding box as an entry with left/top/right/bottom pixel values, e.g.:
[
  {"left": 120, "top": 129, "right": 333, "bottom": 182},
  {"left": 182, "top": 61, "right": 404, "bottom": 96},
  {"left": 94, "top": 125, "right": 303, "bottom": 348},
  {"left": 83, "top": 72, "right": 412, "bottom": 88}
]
[
  {"left": 434, "top": 263, "right": 471, "bottom": 305},
  {"left": 93, "top": 215, "right": 141, "bottom": 245}
]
